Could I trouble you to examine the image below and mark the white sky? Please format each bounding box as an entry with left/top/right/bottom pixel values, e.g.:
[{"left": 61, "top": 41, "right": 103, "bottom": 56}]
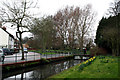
[{"left": 1, "top": 0, "right": 114, "bottom": 38}]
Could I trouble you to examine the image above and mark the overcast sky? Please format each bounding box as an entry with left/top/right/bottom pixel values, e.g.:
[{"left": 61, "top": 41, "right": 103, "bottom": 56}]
[{"left": 2, "top": 0, "right": 114, "bottom": 38}]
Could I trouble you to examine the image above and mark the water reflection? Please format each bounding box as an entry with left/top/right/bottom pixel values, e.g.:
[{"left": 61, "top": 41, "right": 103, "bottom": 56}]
[{"left": 4, "top": 59, "right": 82, "bottom": 80}]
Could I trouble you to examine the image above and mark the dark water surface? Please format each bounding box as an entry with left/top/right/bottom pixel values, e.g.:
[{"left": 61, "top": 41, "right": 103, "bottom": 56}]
[{"left": 3, "top": 59, "right": 83, "bottom": 80}]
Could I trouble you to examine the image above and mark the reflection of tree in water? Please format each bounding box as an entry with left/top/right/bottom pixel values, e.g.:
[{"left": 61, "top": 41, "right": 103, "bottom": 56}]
[
  {"left": 30, "top": 65, "right": 47, "bottom": 79},
  {"left": 29, "top": 59, "right": 81, "bottom": 79},
  {"left": 21, "top": 73, "right": 24, "bottom": 80}
]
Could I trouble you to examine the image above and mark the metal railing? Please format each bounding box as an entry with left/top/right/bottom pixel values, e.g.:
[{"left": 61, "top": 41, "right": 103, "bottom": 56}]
[{"left": 1, "top": 51, "right": 73, "bottom": 65}]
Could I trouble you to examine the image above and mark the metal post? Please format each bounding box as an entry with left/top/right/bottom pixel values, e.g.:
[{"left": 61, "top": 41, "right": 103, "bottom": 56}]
[
  {"left": 16, "top": 53, "right": 17, "bottom": 63},
  {"left": 41, "top": 53, "right": 42, "bottom": 58},
  {"left": 40, "top": 53, "right": 41, "bottom": 59},
  {"left": 60, "top": 52, "right": 61, "bottom": 57},
  {"left": 51, "top": 53, "right": 52, "bottom": 58},
  {"left": 34, "top": 52, "right": 35, "bottom": 60},
  {"left": 59, "top": 52, "right": 60, "bottom": 57},
  {"left": 46, "top": 54, "right": 47, "bottom": 59},
  {"left": 62, "top": 52, "right": 64, "bottom": 56},
  {"left": 55, "top": 52, "right": 56, "bottom": 58},
  {"left": 2, "top": 56, "right": 4, "bottom": 64},
  {"left": 26, "top": 52, "right": 27, "bottom": 61},
  {"left": 58, "top": 51, "right": 59, "bottom": 57}
]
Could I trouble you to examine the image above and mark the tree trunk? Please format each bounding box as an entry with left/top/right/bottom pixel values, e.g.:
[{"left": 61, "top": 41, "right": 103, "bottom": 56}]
[
  {"left": 19, "top": 33, "right": 25, "bottom": 60},
  {"left": 112, "top": 48, "right": 117, "bottom": 56},
  {"left": 116, "top": 13, "right": 119, "bottom": 56},
  {"left": 61, "top": 40, "right": 64, "bottom": 50},
  {"left": 42, "top": 36, "right": 46, "bottom": 53},
  {"left": 81, "top": 36, "right": 84, "bottom": 52},
  {"left": 116, "top": 42, "right": 119, "bottom": 56}
]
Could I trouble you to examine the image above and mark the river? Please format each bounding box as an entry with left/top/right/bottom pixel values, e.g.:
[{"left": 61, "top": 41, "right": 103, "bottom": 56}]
[{"left": 3, "top": 59, "right": 84, "bottom": 80}]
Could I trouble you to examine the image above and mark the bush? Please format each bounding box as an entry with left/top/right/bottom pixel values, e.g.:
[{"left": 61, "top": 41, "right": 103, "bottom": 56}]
[
  {"left": 90, "top": 46, "right": 108, "bottom": 56},
  {"left": 41, "top": 58, "right": 49, "bottom": 63}
]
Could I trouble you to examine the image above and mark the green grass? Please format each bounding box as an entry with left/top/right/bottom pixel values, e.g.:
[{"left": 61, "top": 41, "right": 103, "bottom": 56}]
[
  {"left": 29, "top": 49, "right": 85, "bottom": 55},
  {"left": 29, "top": 50, "right": 56, "bottom": 54},
  {"left": 29, "top": 49, "right": 72, "bottom": 54},
  {"left": 42, "top": 52, "right": 57, "bottom": 54},
  {"left": 49, "top": 56, "right": 119, "bottom": 79}
]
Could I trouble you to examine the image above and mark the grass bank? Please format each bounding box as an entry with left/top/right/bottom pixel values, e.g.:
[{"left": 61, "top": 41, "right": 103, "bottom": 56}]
[
  {"left": 49, "top": 56, "right": 119, "bottom": 79},
  {"left": 29, "top": 49, "right": 90, "bottom": 55},
  {"left": 2, "top": 55, "right": 73, "bottom": 73}
]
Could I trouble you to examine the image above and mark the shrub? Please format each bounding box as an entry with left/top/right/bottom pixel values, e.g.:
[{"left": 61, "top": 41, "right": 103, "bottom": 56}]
[
  {"left": 41, "top": 58, "right": 49, "bottom": 63},
  {"left": 90, "top": 46, "right": 108, "bottom": 56}
]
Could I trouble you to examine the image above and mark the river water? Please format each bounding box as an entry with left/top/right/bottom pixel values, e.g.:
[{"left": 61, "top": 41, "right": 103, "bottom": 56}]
[{"left": 3, "top": 59, "right": 83, "bottom": 80}]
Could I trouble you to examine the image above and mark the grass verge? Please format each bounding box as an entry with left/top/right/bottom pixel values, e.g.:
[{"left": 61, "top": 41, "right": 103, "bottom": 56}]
[{"left": 48, "top": 56, "right": 119, "bottom": 79}]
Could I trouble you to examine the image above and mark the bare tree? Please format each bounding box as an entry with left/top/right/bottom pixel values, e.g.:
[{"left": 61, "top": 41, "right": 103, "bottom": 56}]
[
  {"left": 73, "top": 4, "right": 96, "bottom": 50},
  {"left": 54, "top": 7, "right": 69, "bottom": 47},
  {"left": 54, "top": 5, "right": 96, "bottom": 50},
  {"left": 0, "top": 0, "right": 38, "bottom": 60},
  {"left": 108, "top": 0, "right": 120, "bottom": 16}
]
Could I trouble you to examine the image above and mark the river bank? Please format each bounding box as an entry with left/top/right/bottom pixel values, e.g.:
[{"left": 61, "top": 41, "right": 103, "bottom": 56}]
[
  {"left": 49, "top": 56, "right": 119, "bottom": 79},
  {"left": 3, "top": 58, "right": 83, "bottom": 79},
  {"left": 2, "top": 56, "right": 73, "bottom": 74}
]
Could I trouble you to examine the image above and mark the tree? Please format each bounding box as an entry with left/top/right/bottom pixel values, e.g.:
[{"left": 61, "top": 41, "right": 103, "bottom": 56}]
[
  {"left": 85, "top": 38, "right": 94, "bottom": 50},
  {"left": 54, "top": 5, "right": 96, "bottom": 50},
  {"left": 54, "top": 6, "right": 70, "bottom": 49},
  {"left": 102, "top": 27, "right": 118, "bottom": 55},
  {"left": 107, "top": 0, "right": 120, "bottom": 55},
  {"left": 108, "top": 0, "right": 120, "bottom": 16},
  {"left": 73, "top": 4, "right": 96, "bottom": 50},
  {"left": 0, "top": 0, "right": 38, "bottom": 60},
  {"left": 95, "top": 14, "right": 120, "bottom": 56},
  {"left": 22, "top": 37, "right": 29, "bottom": 44},
  {"left": 31, "top": 16, "right": 56, "bottom": 51}
]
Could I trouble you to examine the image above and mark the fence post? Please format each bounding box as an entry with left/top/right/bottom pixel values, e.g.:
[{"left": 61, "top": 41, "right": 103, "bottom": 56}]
[
  {"left": 45, "top": 54, "right": 46, "bottom": 59},
  {"left": 62, "top": 51, "right": 63, "bottom": 57},
  {"left": 55, "top": 52, "right": 56, "bottom": 58},
  {"left": 40, "top": 53, "right": 41, "bottom": 59},
  {"left": 2, "top": 56, "right": 4, "bottom": 64},
  {"left": 51, "top": 53, "right": 52, "bottom": 58},
  {"left": 26, "top": 52, "right": 27, "bottom": 61},
  {"left": 16, "top": 53, "right": 17, "bottom": 63},
  {"left": 58, "top": 52, "right": 59, "bottom": 57},
  {"left": 34, "top": 52, "right": 35, "bottom": 60}
]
